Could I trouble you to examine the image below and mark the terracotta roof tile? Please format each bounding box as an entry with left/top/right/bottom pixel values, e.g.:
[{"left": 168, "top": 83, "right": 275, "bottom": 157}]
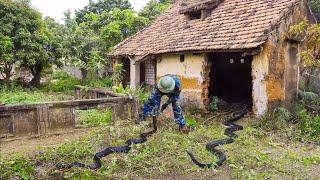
[{"left": 110, "top": 0, "right": 297, "bottom": 59}]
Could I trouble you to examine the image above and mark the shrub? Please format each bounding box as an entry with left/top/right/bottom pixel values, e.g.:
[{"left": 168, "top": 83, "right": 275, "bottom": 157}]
[
  {"left": 83, "top": 76, "right": 113, "bottom": 88},
  {"left": 208, "top": 96, "right": 219, "bottom": 112},
  {"left": 77, "top": 109, "right": 112, "bottom": 126},
  {"left": 52, "top": 71, "right": 71, "bottom": 80},
  {"left": 112, "top": 85, "right": 150, "bottom": 103},
  {"left": 298, "top": 109, "right": 320, "bottom": 139},
  {"left": 2, "top": 155, "right": 35, "bottom": 180},
  {"left": 186, "top": 116, "right": 197, "bottom": 127},
  {"left": 256, "top": 107, "right": 292, "bottom": 130},
  {"left": 0, "top": 89, "right": 71, "bottom": 104}
]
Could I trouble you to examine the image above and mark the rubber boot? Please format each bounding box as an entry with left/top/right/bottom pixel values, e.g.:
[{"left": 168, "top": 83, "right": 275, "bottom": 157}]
[
  {"left": 179, "top": 125, "right": 192, "bottom": 134},
  {"left": 135, "top": 114, "right": 146, "bottom": 124}
]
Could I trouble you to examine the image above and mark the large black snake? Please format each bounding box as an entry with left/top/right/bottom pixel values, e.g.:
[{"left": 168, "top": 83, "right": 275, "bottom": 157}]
[
  {"left": 59, "top": 104, "right": 248, "bottom": 170},
  {"left": 58, "top": 115, "right": 158, "bottom": 170},
  {"left": 186, "top": 106, "right": 249, "bottom": 168}
]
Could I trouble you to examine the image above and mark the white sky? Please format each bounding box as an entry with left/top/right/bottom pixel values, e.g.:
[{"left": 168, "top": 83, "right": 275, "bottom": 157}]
[{"left": 31, "top": 0, "right": 149, "bottom": 23}]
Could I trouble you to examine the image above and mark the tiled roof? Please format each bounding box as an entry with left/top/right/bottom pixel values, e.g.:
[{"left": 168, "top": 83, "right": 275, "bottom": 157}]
[
  {"left": 110, "top": 0, "right": 298, "bottom": 59},
  {"left": 179, "top": 0, "right": 223, "bottom": 13}
]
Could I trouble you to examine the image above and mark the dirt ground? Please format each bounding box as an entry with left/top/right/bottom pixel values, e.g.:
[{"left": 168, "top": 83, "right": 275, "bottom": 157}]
[{"left": 0, "top": 127, "right": 97, "bottom": 160}]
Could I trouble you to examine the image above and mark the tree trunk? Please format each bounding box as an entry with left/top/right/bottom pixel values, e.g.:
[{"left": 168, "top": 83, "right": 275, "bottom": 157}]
[
  {"left": 81, "top": 68, "right": 87, "bottom": 84},
  {"left": 4, "top": 71, "right": 11, "bottom": 87},
  {"left": 3, "top": 63, "right": 13, "bottom": 88},
  {"left": 30, "top": 65, "right": 42, "bottom": 87}
]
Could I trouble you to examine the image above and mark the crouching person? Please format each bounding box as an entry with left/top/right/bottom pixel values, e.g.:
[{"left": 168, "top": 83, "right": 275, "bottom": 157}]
[{"left": 138, "top": 74, "right": 191, "bottom": 133}]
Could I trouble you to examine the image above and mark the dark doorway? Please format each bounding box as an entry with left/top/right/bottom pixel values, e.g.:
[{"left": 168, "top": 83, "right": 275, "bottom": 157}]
[
  {"left": 121, "top": 58, "right": 130, "bottom": 86},
  {"left": 140, "top": 62, "right": 146, "bottom": 86},
  {"left": 209, "top": 52, "right": 253, "bottom": 103}
]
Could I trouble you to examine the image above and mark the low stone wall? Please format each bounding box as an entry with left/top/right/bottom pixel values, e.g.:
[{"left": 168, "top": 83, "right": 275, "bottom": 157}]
[
  {"left": 0, "top": 97, "right": 139, "bottom": 137},
  {"left": 74, "top": 85, "right": 127, "bottom": 99}
]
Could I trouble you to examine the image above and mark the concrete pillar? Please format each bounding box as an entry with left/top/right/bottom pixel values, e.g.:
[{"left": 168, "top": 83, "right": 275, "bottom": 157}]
[{"left": 130, "top": 59, "right": 140, "bottom": 88}]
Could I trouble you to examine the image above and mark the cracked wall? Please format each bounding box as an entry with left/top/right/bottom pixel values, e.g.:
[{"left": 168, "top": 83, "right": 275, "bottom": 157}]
[
  {"left": 252, "top": 0, "right": 308, "bottom": 115},
  {"left": 157, "top": 53, "right": 206, "bottom": 106}
]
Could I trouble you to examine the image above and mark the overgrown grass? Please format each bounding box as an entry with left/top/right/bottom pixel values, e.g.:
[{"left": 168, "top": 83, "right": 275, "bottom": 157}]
[
  {"left": 2, "top": 113, "right": 320, "bottom": 179},
  {"left": 77, "top": 109, "right": 113, "bottom": 127},
  {"left": 0, "top": 154, "right": 35, "bottom": 180},
  {"left": 0, "top": 70, "right": 113, "bottom": 104},
  {"left": 255, "top": 105, "right": 320, "bottom": 143},
  {"left": 0, "top": 88, "right": 74, "bottom": 105}
]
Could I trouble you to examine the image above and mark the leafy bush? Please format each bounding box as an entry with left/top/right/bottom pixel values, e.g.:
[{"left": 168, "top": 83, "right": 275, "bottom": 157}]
[
  {"left": 83, "top": 76, "right": 113, "bottom": 88},
  {"left": 298, "top": 91, "right": 320, "bottom": 105},
  {"left": 52, "top": 71, "right": 71, "bottom": 80},
  {"left": 112, "top": 85, "right": 150, "bottom": 103},
  {"left": 186, "top": 116, "right": 197, "bottom": 127},
  {"left": 77, "top": 109, "right": 112, "bottom": 126},
  {"left": 48, "top": 78, "right": 80, "bottom": 93},
  {"left": 298, "top": 109, "right": 320, "bottom": 139},
  {"left": 0, "top": 89, "right": 73, "bottom": 104},
  {"left": 208, "top": 96, "right": 219, "bottom": 112},
  {"left": 48, "top": 70, "right": 112, "bottom": 93},
  {"left": 1, "top": 155, "right": 36, "bottom": 180},
  {"left": 256, "top": 107, "right": 292, "bottom": 130}
]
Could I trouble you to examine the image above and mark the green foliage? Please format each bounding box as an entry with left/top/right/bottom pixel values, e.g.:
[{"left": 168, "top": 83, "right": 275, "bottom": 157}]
[
  {"left": 64, "top": 2, "right": 148, "bottom": 82},
  {"left": 0, "top": 0, "right": 63, "bottom": 87},
  {"left": 208, "top": 96, "right": 219, "bottom": 112},
  {"left": 0, "top": 88, "right": 73, "bottom": 104},
  {"left": 1, "top": 155, "right": 36, "bottom": 180},
  {"left": 289, "top": 19, "right": 320, "bottom": 67},
  {"left": 310, "top": 0, "right": 320, "bottom": 13},
  {"left": 112, "top": 84, "right": 149, "bottom": 102},
  {"left": 298, "top": 108, "right": 320, "bottom": 139},
  {"left": 10, "top": 114, "right": 319, "bottom": 179},
  {"left": 83, "top": 76, "right": 113, "bottom": 88},
  {"left": 77, "top": 109, "right": 113, "bottom": 126},
  {"left": 46, "top": 71, "right": 113, "bottom": 93},
  {"left": 298, "top": 90, "right": 320, "bottom": 104},
  {"left": 48, "top": 77, "right": 80, "bottom": 93},
  {"left": 256, "top": 107, "right": 292, "bottom": 130},
  {"left": 99, "top": 8, "right": 148, "bottom": 51},
  {"left": 139, "top": 0, "right": 173, "bottom": 22},
  {"left": 75, "top": 0, "right": 132, "bottom": 24},
  {"left": 40, "top": 71, "right": 80, "bottom": 93},
  {"left": 186, "top": 116, "right": 197, "bottom": 127},
  {"left": 112, "top": 63, "right": 125, "bottom": 85},
  {"left": 0, "top": 33, "right": 14, "bottom": 83}
]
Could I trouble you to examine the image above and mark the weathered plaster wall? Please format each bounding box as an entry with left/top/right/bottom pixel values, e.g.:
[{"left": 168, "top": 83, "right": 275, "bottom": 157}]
[
  {"left": 252, "top": 0, "right": 308, "bottom": 115},
  {"left": 157, "top": 53, "right": 206, "bottom": 105},
  {"left": 252, "top": 44, "right": 269, "bottom": 116}
]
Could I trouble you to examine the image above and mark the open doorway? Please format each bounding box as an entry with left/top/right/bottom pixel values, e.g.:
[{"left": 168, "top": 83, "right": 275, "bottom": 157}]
[
  {"left": 208, "top": 52, "right": 253, "bottom": 103},
  {"left": 121, "top": 57, "right": 130, "bottom": 86},
  {"left": 140, "top": 61, "right": 146, "bottom": 86}
]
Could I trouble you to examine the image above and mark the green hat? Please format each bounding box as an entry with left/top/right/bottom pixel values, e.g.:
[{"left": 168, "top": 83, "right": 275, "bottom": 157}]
[{"left": 158, "top": 76, "right": 175, "bottom": 93}]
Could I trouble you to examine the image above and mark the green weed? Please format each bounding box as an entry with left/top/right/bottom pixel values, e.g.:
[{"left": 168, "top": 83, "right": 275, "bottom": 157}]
[
  {"left": 208, "top": 96, "right": 219, "bottom": 112},
  {"left": 298, "top": 108, "right": 320, "bottom": 140},
  {"left": 0, "top": 155, "right": 35, "bottom": 180},
  {"left": 77, "top": 109, "right": 113, "bottom": 127},
  {"left": 0, "top": 89, "right": 73, "bottom": 104}
]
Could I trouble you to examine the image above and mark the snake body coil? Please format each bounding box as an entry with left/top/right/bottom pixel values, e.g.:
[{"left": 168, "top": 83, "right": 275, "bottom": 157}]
[
  {"left": 59, "top": 116, "right": 157, "bottom": 170},
  {"left": 186, "top": 107, "right": 248, "bottom": 168}
]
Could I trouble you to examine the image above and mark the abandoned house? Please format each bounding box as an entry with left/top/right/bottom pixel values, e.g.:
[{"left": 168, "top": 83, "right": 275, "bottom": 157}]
[{"left": 109, "top": 0, "right": 316, "bottom": 116}]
